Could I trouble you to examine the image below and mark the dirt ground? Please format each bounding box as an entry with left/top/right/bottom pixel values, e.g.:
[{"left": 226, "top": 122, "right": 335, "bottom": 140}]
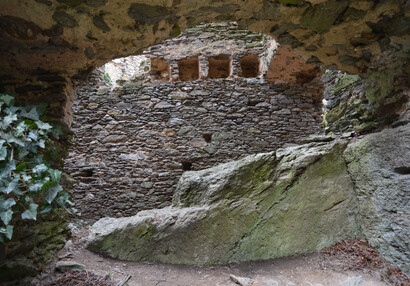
[{"left": 28, "top": 224, "right": 399, "bottom": 286}]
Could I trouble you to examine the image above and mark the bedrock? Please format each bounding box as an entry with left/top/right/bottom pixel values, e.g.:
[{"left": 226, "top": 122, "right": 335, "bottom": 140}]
[{"left": 87, "top": 125, "right": 409, "bottom": 273}]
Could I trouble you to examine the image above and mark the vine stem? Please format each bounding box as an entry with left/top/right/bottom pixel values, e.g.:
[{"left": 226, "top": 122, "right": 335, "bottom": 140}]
[{"left": 9, "top": 145, "right": 14, "bottom": 176}]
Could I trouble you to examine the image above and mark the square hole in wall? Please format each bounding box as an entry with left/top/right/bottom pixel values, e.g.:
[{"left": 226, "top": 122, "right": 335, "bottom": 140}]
[
  {"left": 178, "top": 56, "right": 199, "bottom": 81},
  {"left": 208, "top": 54, "right": 231, "bottom": 79},
  {"left": 150, "top": 58, "right": 170, "bottom": 81},
  {"left": 240, "top": 54, "right": 260, "bottom": 78}
]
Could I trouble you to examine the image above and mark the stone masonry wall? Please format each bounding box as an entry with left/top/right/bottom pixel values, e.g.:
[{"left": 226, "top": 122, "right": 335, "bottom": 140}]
[{"left": 65, "top": 73, "right": 323, "bottom": 221}]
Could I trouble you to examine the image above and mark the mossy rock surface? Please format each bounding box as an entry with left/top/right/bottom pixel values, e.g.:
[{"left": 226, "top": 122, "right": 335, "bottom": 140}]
[{"left": 87, "top": 141, "right": 359, "bottom": 265}]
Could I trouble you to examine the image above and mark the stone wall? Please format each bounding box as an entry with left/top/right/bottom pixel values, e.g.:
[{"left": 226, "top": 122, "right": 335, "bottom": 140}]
[
  {"left": 147, "top": 22, "right": 276, "bottom": 81},
  {"left": 65, "top": 73, "right": 323, "bottom": 220}
]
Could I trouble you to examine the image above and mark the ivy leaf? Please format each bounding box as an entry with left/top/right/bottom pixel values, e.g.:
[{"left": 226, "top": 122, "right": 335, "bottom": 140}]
[
  {"left": 21, "top": 203, "right": 38, "bottom": 220},
  {"left": 16, "top": 147, "right": 29, "bottom": 160},
  {"left": 20, "top": 106, "right": 39, "bottom": 121},
  {"left": 35, "top": 121, "right": 52, "bottom": 130},
  {"left": 44, "top": 184, "right": 63, "bottom": 204},
  {"left": 37, "top": 139, "right": 45, "bottom": 149},
  {"left": 1, "top": 114, "right": 17, "bottom": 130},
  {"left": 0, "top": 161, "right": 16, "bottom": 179},
  {"left": 36, "top": 103, "right": 48, "bottom": 117},
  {"left": 32, "top": 163, "right": 48, "bottom": 176},
  {"left": 28, "top": 180, "right": 45, "bottom": 192},
  {"left": 28, "top": 130, "right": 38, "bottom": 141},
  {"left": 0, "top": 209, "right": 13, "bottom": 225},
  {"left": 0, "top": 197, "right": 16, "bottom": 211},
  {"left": 16, "top": 162, "right": 26, "bottom": 172},
  {"left": 0, "top": 146, "right": 6, "bottom": 161},
  {"left": 0, "top": 94, "right": 14, "bottom": 106},
  {"left": 0, "top": 225, "right": 13, "bottom": 240},
  {"left": 40, "top": 205, "right": 53, "bottom": 214},
  {"left": 14, "top": 121, "right": 28, "bottom": 137},
  {"left": 1, "top": 131, "right": 25, "bottom": 147},
  {"left": 0, "top": 177, "right": 20, "bottom": 194},
  {"left": 48, "top": 169, "right": 62, "bottom": 183},
  {"left": 21, "top": 172, "right": 31, "bottom": 182}
]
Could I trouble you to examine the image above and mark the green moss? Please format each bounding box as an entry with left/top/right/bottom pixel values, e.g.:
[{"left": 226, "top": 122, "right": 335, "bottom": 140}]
[
  {"left": 301, "top": 0, "right": 349, "bottom": 33},
  {"left": 365, "top": 68, "right": 395, "bottom": 103},
  {"left": 169, "top": 23, "right": 181, "bottom": 38}
]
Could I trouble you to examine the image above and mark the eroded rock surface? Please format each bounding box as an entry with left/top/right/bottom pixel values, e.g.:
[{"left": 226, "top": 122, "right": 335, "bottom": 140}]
[
  {"left": 344, "top": 125, "right": 410, "bottom": 274},
  {"left": 87, "top": 125, "right": 409, "bottom": 273},
  {"left": 87, "top": 140, "right": 359, "bottom": 265}
]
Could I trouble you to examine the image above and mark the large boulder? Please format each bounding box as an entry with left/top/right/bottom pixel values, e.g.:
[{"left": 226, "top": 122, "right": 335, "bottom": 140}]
[
  {"left": 344, "top": 125, "right": 410, "bottom": 274},
  {"left": 87, "top": 140, "right": 359, "bottom": 265}
]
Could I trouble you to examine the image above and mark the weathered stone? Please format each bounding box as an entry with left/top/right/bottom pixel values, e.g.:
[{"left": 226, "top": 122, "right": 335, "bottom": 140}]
[
  {"left": 300, "top": 1, "right": 349, "bottom": 33},
  {"left": 55, "top": 261, "right": 86, "bottom": 272},
  {"left": 93, "top": 15, "right": 110, "bottom": 32},
  {"left": 101, "top": 135, "right": 128, "bottom": 143},
  {"left": 230, "top": 274, "right": 254, "bottom": 286},
  {"left": 343, "top": 125, "right": 410, "bottom": 275},
  {"left": 52, "top": 11, "right": 78, "bottom": 28},
  {"left": 128, "top": 3, "right": 170, "bottom": 24},
  {"left": 87, "top": 140, "right": 358, "bottom": 265}
]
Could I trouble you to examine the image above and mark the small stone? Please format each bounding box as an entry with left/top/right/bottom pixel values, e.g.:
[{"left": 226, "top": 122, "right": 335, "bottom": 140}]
[
  {"left": 168, "top": 91, "right": 189, "bottom": 100},
  {"left": 229, "top": 274, "right": 254, "bottom": 286},
  {"left": 141, "top": 181, "right": 153, "bottom": 189},
  {"left": 154, "top": 101, "right": 174, "bottom": 109},
  {"left": 55, "top": 261, "right": 86, "bottom": 272}
]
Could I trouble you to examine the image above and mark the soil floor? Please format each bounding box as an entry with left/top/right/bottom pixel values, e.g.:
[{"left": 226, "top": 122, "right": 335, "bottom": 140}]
[{"left": 30, "top": 225, "right": 393, "bottom": 286}]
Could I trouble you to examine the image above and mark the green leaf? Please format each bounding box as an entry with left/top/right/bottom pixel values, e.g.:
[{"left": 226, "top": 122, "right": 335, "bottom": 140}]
[
  {"left": 48, "top": 169, "right": 62, "bottom": 183},
  {"left": 28, "top": 180, "right": 45, "bottom": 192},
  {"left": 0, "top": 177, "right": 20, "bottom": 194},
  {"left": 21, "top": 172, "right": 31, "bottom": 182},
  {"left": 32, "top": 163, "right": 48, "bottom": 175},
  {"left": 37, "top": 139, "right": 45, "bottom": 148},
  {"left": 44, "top": 184, "right": 63, "bottom": 204},
  {"left": 16, "top": 162, "right": 26, "bottom": 172},
  {"left": 1, "top": 131, "right": 25, "bottom": 147},
  {"left": 21, "top": 203, "right": 37, "bottom": 220},
  {"left": 14, "top": 121, "right": 28, "bottom": 137},
  {"left": 40, "top": 205, "right": 53, "bottom": 214},
  {"left": 36, "top": 103, "right": 48, "bottom": 117},
  {"left": 56, "top": 192, "right": 71, "bottom": 207},
  {"left": 35, "top": 120, "right": 52, "bottom": 130},
  {"left": 0, "top": 94, "right": 14, "bottom": 106},
  {"left": 0, "top": 146, "right": 6, "bottom": 161},
  {"left": 20, "top": 106, "right": 39, "bottom": 121},
  {"left": 16, "top": 147, "right": 29, "bottom": 160},
  {"left": 50, "top": 125, "right": 62, "bottom": 139},
  {"left": 1, "top": 114, "right": 18, "bottom": 130},
  {"left": 28, "top": 130, "right": 38, "bottom": 141},
  {"left": 0, "top": 225, "right": 13, "bottom": 240},
  {"left": 0, "top": 197, "right": 16, "bottom": 211},
  {"left": 0, "top": 161, "right": 16, "bottom": 179},
  {"left": 0, "top": 209, "right": 13, "bottom": 225}
]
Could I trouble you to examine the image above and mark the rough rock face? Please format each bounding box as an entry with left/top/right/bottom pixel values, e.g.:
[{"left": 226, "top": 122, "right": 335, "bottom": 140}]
[
  {"left": 344, "top": 125, "right": 410, "bottom": 274},
  {"left": 87, "top": 140, "right": 359, "bottom": 265},
  {"left": 0, "top": 210, "right": 69, "bottom": 281},
  {"left": 87, "top": 125, "right": 409, "bottom": 273},
  {"left": 0, "top": 0, "right": 408, "bottom": 77}
]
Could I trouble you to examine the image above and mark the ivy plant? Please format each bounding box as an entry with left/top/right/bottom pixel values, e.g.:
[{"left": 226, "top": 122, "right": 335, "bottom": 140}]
[{"left": 0, "top": 93, "right": 69, "bottom": 242}]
